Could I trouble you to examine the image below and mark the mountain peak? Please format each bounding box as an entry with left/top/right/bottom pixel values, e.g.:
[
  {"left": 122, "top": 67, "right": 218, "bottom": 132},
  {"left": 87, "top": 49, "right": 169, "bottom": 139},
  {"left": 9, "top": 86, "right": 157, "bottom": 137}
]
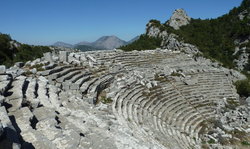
[
  {"left": 167, "top": 8, "right": 191, "bottom": 30},
  {"left": 93, "top": 35, "right": 127, "bottom": 49}
]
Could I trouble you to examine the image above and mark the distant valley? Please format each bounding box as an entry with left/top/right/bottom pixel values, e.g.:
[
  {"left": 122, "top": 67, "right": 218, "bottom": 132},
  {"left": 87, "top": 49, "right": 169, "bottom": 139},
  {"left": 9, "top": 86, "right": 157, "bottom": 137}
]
[{"left": 53, "top": 35, "right": 139, "bottom": 51}]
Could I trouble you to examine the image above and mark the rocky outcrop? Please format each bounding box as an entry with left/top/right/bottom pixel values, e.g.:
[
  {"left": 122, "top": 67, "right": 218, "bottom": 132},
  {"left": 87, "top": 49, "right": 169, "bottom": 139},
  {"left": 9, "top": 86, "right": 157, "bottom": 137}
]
[
  {"left": 233, "top": 34, "right": 250, "bottom": 70},
  {"left": 145, "top": 9, "right": 199, "bottom": 55},
  {"left": 146, "top": 22, "right": 199, "bottom": 54},
  {"left": 166, "top": 9, "right": 191, "bottom": 30},
  {"left": 233, "top": 47, "right": 249, "bottom": 71},
  {"left": 238, "top": 10, "right": 250, "bottom": 21}
]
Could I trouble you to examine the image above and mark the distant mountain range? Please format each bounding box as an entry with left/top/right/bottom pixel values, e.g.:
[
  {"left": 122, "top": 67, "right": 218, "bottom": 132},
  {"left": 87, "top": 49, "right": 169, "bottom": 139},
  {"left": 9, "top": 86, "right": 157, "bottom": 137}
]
[
  {"left": 53, "top": 42, "right": 74, "bottom": 48},
  {"left": 53, "top": 35, "right": 139, "bottom": 51}
]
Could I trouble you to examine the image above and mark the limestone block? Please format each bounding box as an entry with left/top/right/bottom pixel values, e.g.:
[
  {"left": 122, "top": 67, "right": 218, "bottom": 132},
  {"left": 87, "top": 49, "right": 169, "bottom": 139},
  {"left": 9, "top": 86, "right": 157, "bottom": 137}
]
[
  {"left": 48, "top": 84, "right": 61, "bottom": 108},
  {"left": 43, "top": 52, "right": 53, "bottom": 62},
  {"left": 52, "top": 129, "right": 80, "bottom": 149},
  {"left": 80, "top": 54, "right": 87, "bottom": 61},
  {"left": 71, "top": 59, "right": 81, "bottom": 65},
  {"left": 0, "top": 74, "right": 11, "bottom": 82},
  {"left": 8, "top": 98, "right": 23, "bottom": 112},
  {"left": 246, "top": 97, "right": 250, "bottom": 106},
  {"left": 0, "top": 81, "right": 11, "bottom": 95},
  {"left": 11, "top": 107, "right": 33, "bottom": 131},
  {"left": 0, "top": 65, "right": 6, "bottom": 74},
  {"left": 87, "top": 55, "right": 97, "bottom": 63},
  {"left": 68, "top": 53, "right": 75, "bottom": 63},
  {"left": 0, "top": 107, "right": 21, "bottom": 149},
  {"left": 74, "top": 54, "right": 81, "bottom": 60},
  {"left": 33, "top": 107, "right": 56, "bottom": 121},
  {"left": 21, "top": 129, "right": 57, "bottom": 149},
  {"left": 52, "top": 55, "right": 59, "bottom": 62},
  {"left": 183, "top": 77, "right": 198, "bottom": 85},
  {"left": 36, "top": 118, "right": 62, "bottom": 141}
]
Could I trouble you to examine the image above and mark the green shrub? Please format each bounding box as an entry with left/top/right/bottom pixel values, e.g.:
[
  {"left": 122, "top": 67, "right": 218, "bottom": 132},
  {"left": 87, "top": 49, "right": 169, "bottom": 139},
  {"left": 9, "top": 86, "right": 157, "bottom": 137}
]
[
  {"left": 100, "top": 96, "right": 113, "bottom": 104},
  {"left": 208, "top": 139, "right": 216, "bottom": 144},
  {"left": 234, "top": 79, "right": 250, "bottom": 97},
  {"left": 241, "top": 141, "right": 250, "bottom": 146},
  {"left": 170, "top": 72, "right": 182, "bottom": 77}
]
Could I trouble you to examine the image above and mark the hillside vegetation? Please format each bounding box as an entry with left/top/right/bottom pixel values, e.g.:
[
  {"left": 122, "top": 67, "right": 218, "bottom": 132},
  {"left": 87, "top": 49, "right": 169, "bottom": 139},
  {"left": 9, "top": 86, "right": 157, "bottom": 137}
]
[
  {"left": 121, "top": 0, "right": 250, "bottom": 97},
  {"left": 0, "top": 33, "right": 51, "bottom": 67},
  {"left": 172, "top": 0, "right": 250, "bottom": 69},
  {"left": 121, "top": 0, "right": 250, "bottom": 69},
  {"left": 74, "top": 44, "right": 102, "bottom": 51},
  {"left": 120, "top": 35, "right": 162, "bottom": 51}
]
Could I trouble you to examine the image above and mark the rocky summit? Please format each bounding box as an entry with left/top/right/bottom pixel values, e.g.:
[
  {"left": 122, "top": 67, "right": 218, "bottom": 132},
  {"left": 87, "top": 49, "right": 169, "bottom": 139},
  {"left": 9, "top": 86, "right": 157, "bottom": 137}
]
[
  {"left": 166, "top": 9, "right": 191, "bottom": 30},
  {"left": 0, "top": 43, "right": 249, "bottom": 149}
]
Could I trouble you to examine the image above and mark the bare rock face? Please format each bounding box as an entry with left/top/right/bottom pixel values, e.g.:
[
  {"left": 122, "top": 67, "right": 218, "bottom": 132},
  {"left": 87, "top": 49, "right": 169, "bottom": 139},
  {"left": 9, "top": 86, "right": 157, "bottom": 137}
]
[
  {"left": 146, "top": 23, "right": 161, "bottom": 38},
  {"left": 166, "top": 9, "right": 191, "bottom": 30},
  {"left": 234, "top": 48, "right": 249, "bottom": 71},
  {"left": 238, "top": 10, "right": 250, "bottom": 21}
]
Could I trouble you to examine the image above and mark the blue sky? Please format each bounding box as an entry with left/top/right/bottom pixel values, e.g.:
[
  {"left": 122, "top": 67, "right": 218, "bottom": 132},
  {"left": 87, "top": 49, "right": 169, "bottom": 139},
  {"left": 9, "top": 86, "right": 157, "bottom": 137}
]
[{"left": 0, "top": 0, "right": 242, "bottom": 45}]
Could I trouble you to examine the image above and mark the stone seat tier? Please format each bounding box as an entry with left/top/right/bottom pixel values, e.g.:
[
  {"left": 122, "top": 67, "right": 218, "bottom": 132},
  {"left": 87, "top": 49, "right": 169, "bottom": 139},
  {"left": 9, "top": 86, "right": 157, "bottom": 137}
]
[
  {"left": 80, "top": 77, "right": 98, "bottom": 94},
  {"left": 87, "top": 74, "right": 114, "bottom": 95},
  {"left": 112, "top": 82, "right": 139, "bottom": 120},
  {"left": 47, "top": 67, "right": 83, "bottom": 81},
  {"left": 141, "top": 109, "right": 195, "bottom": 148},
  {"left": 113, "top": 83, "right": 195, "bottom": 148},
  {"left": 0, "top": 81, "right": 11, "bottom": 95},
  {"left": 37, "top": 77, "right": 53, "bottom": 108},
  {"left": 145, "top": 94, "right": 205, "bottom": 138},
  {"left": 25, "top": 78, "right": 40, "bottom": 108},
  {"left": 115, "top": 85, "right": 141, "bottom": 120},
  {"left": 56, "top": 70, "right": 82, "bottom": 83},
  {"left": 40, "top": 65, "right": 71, "bottom": 76},
  {"left": 121, "top": 86, "right": 145, "bottom": 120},
  {"left": 69, "top": 75, "right": 91, "bottom": 90}
]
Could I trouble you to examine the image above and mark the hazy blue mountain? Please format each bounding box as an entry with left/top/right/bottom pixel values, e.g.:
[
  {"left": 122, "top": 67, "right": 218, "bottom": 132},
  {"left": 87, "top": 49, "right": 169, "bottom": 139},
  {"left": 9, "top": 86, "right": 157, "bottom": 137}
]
[
  {"left": 53, "top": 42, "right": 73, "bottom": 48},
  {"left": 75, "top": 41, "right": 92, "bottom": 46},
  {"left": 53, "top": 35, "right": 138, "bottom": 50},
  {"left": 91, "top": 36, "right": 127, "bottom": 49}
]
